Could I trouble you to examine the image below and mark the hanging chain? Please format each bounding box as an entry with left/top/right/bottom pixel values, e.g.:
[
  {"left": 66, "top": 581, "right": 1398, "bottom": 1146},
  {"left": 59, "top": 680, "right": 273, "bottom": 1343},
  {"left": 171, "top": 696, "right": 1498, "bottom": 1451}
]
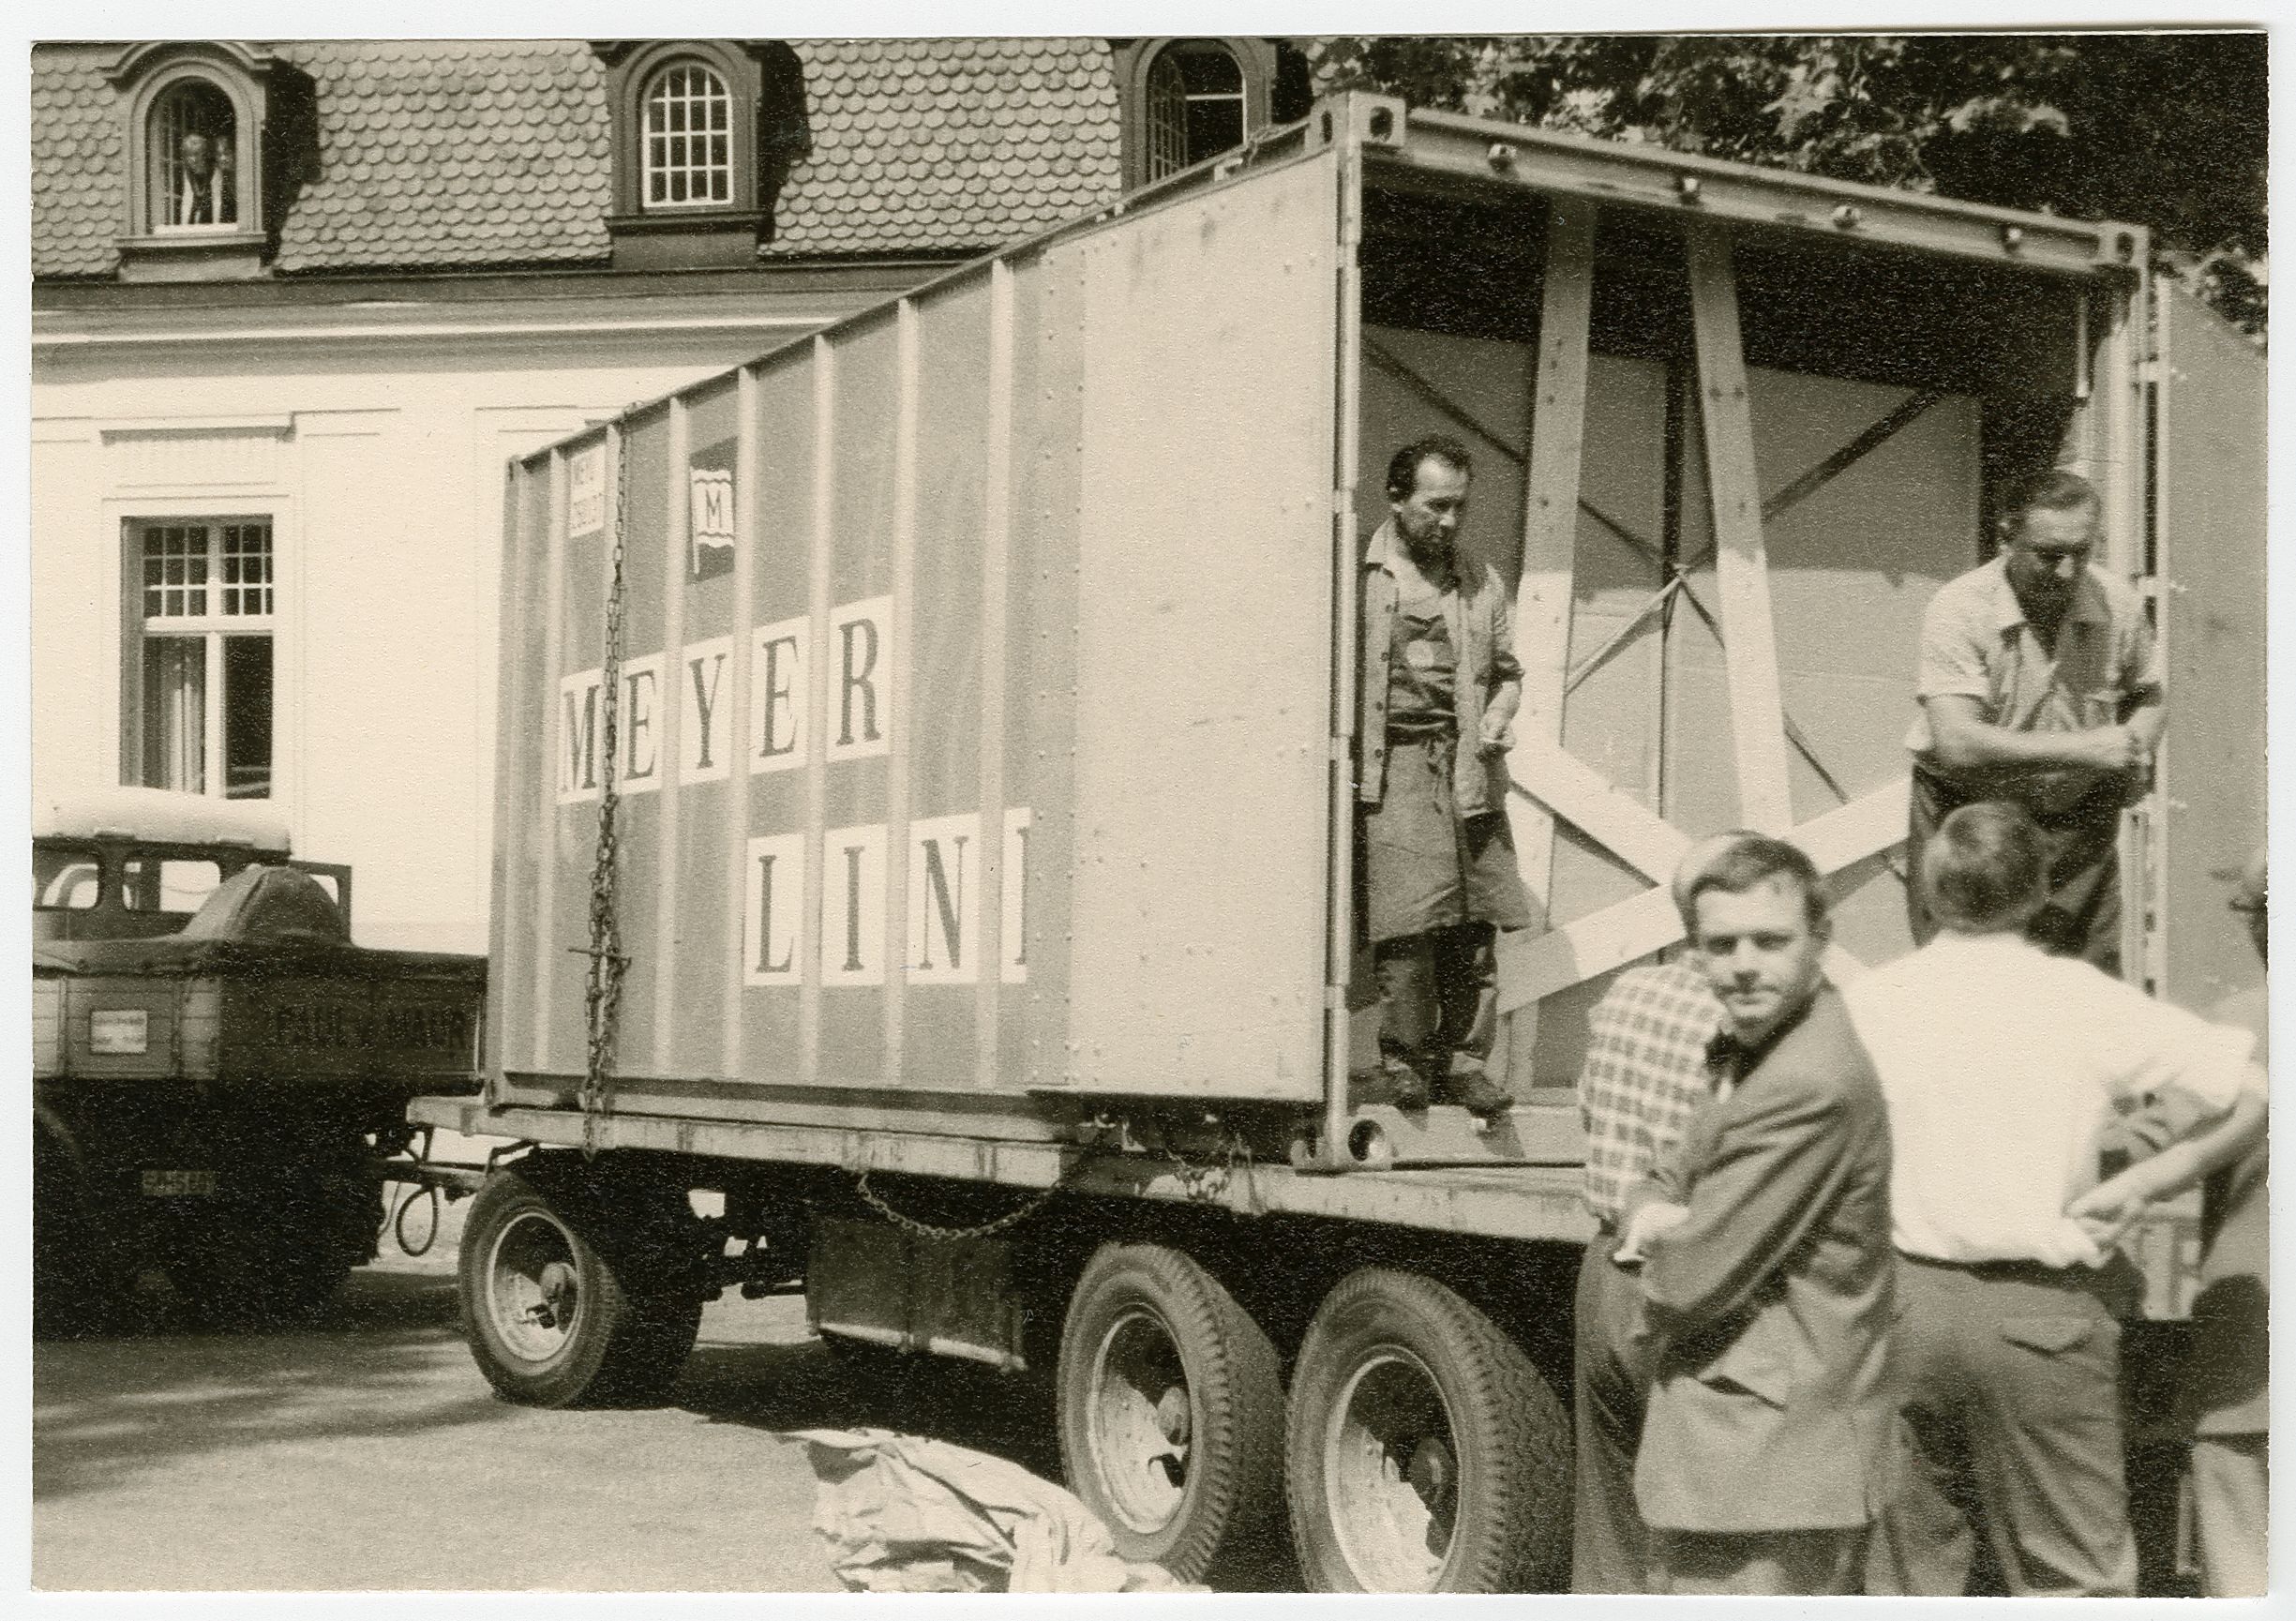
[
  {"left": 579, "top": 429, "right": 632, "bottom": 1159},
  {"left": 852, "top": 1158, "right": 1093, "bottom": 1243}
]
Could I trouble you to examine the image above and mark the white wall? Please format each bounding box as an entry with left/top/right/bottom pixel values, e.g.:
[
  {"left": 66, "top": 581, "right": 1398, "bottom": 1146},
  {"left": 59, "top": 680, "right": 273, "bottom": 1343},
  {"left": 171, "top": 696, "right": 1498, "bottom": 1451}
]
[{"left": 32, "top": 304, "right": 877, "bottom": 953}]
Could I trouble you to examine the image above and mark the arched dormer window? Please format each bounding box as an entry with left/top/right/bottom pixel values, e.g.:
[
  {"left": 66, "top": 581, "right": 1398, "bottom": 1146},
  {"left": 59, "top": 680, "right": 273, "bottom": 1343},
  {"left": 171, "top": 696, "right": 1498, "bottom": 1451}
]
[
  {"left": 149, "top": 78, "right": 240, "bottom": 230},
  {"left": 641, "top": 60, "right": 734, "bottom": 208},
  {"left": 1114, "top": 38, "right": 1309, "bottom": 192},
  {"left": 1144, "top": 41, "right": 1245, "bottom": 183},
  {"left": 107, "top": 41, "right": 278, "bottom": 277},
  {"left": 595, "top": 39, "right": 810, "bottom": 270}
]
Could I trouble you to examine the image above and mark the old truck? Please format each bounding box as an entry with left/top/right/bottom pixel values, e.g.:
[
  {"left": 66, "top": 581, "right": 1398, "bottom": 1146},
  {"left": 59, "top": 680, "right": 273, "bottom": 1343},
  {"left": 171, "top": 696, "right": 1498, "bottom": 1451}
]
[
  {"left": 34, "top": 787, "right": 487, "bottom": 1331},
  {"left": 410, "top": 93, "right": 2263, "bottom": 1590}
]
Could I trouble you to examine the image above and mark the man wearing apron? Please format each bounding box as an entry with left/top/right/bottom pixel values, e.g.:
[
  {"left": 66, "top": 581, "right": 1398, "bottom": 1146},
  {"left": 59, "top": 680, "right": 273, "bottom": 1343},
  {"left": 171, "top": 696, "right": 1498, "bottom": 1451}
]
[{"left": 1356, "top": 435, "right": 1531, "bottom": 1117}]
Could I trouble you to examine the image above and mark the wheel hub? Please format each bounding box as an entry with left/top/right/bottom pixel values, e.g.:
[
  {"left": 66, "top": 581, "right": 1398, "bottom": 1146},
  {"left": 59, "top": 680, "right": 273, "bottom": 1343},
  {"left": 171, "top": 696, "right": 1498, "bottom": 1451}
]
[
  {"left": 1087, "top": 1307, "right": 1195, "bottom": 1534},
  {"left": 1324, "top": 1348, "right": 1457, "bottom": 1591}
]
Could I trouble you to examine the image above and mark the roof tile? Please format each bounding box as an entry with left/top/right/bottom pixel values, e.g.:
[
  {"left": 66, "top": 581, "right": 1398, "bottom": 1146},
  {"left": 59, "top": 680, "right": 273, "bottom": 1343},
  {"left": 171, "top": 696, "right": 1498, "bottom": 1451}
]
[{"left": 35, "top": 38, "right": 1131, "bottom": 276}]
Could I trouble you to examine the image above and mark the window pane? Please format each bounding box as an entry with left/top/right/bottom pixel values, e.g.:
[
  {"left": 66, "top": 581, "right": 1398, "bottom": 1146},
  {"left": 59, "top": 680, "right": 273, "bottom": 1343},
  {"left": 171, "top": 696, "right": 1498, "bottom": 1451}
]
[
  {"left": 1146, "top": 53, "right": 1189, "bottom": 180},
  {"left": 143, "top": 637, "right": 205, "bottom": 793},
  {"left": 122, "top": 857, "right": 223, "bottom": 914},
  {"left": 152, "top": 79, "right": 238, "bottom": 231},
  {"left": 218, "top": 521, "right": 273, "bottom": 617},
  {"left": 1185, "top": 98, "right": 1245, "bottom": 165},
  {"left": 33, "top": 848, "right": 102, "bottom": 910},
  {"left": 641, "top": 61, "right": 733, "bottom": 210},
  {"left": 223, "top": 634, "right": 273, "bottom": 800},
  {"left": 1175, "top": 42, "right": 1243, "bottom": 96}
]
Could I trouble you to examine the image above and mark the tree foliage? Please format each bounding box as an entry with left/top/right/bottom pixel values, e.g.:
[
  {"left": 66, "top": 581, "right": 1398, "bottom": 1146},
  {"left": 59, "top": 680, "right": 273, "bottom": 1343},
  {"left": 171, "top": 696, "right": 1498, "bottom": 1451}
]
[{"left": 1311, "top": 33, "right": 2266, "bottom": 334}]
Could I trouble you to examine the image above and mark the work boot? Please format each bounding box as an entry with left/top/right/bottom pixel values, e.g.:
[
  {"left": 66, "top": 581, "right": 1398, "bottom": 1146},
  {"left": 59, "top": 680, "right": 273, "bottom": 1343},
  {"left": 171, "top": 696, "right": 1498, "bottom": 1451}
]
[
  {"left": 1350, "top": 1055, "right": 1431, "bottom": 1112},
  {"left": 1441, "top": 1059, "right": 1513, "bottom": 1119}
]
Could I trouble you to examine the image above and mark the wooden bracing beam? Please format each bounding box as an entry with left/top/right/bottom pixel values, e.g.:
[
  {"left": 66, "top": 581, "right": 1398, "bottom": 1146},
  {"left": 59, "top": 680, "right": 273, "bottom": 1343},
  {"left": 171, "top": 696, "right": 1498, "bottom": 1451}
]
[
  {"left": 1495, "top": 776, "right": 1909, "bottom": 1013},
  {"left": 1686, "top": 227, "right": 1794, "bottom": 834},
  {"left": 1502, "top": 197, "right": 1597, "bottom": 1083}
]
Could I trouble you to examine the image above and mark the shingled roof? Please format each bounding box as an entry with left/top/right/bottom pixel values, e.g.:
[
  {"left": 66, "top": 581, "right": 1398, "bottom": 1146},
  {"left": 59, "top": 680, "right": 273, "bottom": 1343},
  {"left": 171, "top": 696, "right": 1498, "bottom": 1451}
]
[{"left": 31, "top": 38, "right": 1127, "bottom": 279}]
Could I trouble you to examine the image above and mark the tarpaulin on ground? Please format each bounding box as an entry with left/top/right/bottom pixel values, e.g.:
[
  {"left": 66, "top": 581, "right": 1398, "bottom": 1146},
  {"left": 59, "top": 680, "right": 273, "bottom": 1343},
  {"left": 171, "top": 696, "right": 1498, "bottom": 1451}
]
[{"left": 788, "top": 1427, "right": 1206, "bottom": 1593}]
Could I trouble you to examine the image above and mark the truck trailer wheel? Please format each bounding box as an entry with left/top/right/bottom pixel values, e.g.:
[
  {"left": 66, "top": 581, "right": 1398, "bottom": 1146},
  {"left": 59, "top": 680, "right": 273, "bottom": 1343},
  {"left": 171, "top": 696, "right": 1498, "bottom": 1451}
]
[
  {"left": 458, "top": 1168, "right": 702, "bottom": 1407},
  {"left": 1056, "top": 1242, "right": 1283, "bottom": 1585},
  {"left": 1284, "top": 1268, "right": 1569, "bottom": 1593}
]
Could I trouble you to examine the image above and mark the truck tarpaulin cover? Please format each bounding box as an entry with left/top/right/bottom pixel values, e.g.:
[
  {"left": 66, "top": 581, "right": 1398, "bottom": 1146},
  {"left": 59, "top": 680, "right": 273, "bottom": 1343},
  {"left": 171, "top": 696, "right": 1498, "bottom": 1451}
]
[{"left": 793, "top": 1427, "right": 1207, "bottom": 1592}]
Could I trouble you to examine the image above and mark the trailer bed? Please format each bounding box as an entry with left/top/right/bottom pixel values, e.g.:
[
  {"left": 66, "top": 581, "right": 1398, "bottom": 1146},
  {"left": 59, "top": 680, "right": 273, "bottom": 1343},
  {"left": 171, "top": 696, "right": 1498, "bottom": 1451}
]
[{"left": 410, "top": 1095, "right": 1592, "bottom": 1244}]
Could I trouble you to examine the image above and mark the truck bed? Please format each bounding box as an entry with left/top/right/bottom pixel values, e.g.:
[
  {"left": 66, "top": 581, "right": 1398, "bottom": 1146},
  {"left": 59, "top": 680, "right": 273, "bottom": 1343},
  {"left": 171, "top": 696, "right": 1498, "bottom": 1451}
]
[{"left": 409, "top": 1096, "right": 1593, "bottom": 1245}]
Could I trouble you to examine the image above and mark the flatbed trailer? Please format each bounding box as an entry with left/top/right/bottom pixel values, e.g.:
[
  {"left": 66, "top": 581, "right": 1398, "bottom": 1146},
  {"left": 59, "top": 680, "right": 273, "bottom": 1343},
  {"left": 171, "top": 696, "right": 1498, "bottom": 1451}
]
[{"left": 413, "top": 91, "right": 2262, "bottom": 1593}]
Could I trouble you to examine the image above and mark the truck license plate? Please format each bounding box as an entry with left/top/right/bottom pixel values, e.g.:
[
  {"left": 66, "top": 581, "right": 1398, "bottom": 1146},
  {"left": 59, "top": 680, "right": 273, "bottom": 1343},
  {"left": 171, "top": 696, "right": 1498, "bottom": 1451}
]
[{"left": 141, "top": 1169, "right": 218, "bottom": 1197}]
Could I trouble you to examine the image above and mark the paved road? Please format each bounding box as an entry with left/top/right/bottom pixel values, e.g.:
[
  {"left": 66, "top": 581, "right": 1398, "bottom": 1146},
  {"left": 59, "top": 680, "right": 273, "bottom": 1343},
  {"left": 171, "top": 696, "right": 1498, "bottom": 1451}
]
[{"left": 32, "top": 1189, "right": 1077, "bottom": 1594}]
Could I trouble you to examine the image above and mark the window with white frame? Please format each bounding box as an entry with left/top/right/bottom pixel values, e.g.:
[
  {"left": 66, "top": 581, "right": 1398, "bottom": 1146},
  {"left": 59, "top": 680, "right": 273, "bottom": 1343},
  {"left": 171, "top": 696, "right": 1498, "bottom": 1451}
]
[
  {"left": 132, "top": 518, "right": 274, "bottom": 800},
  {"left": 146, "top": 76, "right": 240, "bottom": 231},
  {"left": 642, "top": 62, "right": 734, "bottom": 208}
]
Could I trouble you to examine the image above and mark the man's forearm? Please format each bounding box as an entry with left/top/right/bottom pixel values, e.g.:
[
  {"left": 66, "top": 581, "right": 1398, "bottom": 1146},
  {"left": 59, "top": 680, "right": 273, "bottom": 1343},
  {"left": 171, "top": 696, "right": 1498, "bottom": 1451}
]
[
  {"left": 2124, "top": 691, "right": 2166, "bottom": 753},
  {"left": 1927, "top": 713, "right": 2114, "bottom": 773}
]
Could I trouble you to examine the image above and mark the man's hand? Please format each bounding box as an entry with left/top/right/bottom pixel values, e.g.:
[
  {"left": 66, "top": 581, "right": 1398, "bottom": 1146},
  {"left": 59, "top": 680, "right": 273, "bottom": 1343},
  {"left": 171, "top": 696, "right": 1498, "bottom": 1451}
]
[
  {"left": 1478, "top": 714, "right": 1515, "bottom": 754},
  {"left": 2064, "top": 1171, "right": 2158, "bottom": 1253},
  {"left": 1614, "top": 1199, "right": 1689, "bottom": 1266},
  {"left": 2077, "top": 725, "right": 2147, "bottom": 774}
]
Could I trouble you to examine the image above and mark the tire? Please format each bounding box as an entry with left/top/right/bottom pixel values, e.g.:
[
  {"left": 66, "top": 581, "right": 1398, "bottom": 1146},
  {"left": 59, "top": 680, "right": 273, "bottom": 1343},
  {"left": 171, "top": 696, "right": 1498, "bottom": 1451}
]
[
  {"left": 1056, "top": 1242, "right": 1284, "bottom": 1586},
  {"left": 1284, "top": 1268, "right": 1570, "bottom": 1593},
  {"left": 33, "top": 1141, "right": 118, "bottom": 1339},
  {"left": 458, "top": 1165, "right": 704, "bottom": 1407},
  {"left": 170, "top": 1173, "right": 381, "bottom": 1329}
]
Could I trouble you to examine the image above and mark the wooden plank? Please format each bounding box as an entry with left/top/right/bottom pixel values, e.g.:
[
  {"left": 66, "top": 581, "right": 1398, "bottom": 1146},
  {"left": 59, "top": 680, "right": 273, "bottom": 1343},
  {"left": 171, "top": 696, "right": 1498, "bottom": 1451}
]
[
  {"left": 1508, "top": 197, "right": 1597, "bottom": 929},
  {"left": 798, "top": 339, "right": 834, "bottom": 1086},
  {"left": 1685, "top": 228, "right": 1794, "bottom": 833},
  {"left": 528, "top": 450, "right": 568, "bottom": 1072},
  {"left": 1495, "top": 776, "right": 1910, "bottom": 1012},
  {"left": 650, "top": 398, "right": 690, "bottom": 1075},
  {"left": 1508, "top": 737, "right": 1689, "bottom": 884},
  {"left": 1502, "top": 198, "right": 1596, "bottom": 1092},
  {"left": 974, "top": 263, "right": 1015, "bottom": 1089},
  {"left": 881, "top": 301, "right": 920, "bottom": 1088},
  {"left": 720, "top": 368, "right": 759, "bottom": 1078}
]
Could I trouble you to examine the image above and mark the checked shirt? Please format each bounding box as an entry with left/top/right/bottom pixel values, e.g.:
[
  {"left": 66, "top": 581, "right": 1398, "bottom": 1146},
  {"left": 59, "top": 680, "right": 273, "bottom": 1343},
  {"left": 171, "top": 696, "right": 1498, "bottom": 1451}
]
[{"left": 1577, "top": 960, "right": 1724, "bottom": 1228}]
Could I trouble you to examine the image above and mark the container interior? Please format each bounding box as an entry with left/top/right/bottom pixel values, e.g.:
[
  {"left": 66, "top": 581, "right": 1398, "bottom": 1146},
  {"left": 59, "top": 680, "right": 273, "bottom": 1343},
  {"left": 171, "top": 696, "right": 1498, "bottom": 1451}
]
[{"left": 1347, "top": 179, "right": 2099, "bottom": 1089}]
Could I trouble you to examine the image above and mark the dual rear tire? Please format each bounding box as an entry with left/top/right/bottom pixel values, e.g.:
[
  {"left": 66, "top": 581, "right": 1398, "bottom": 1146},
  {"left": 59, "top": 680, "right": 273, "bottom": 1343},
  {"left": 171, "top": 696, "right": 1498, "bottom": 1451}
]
[{"left": 1054, "top": 1247, "right": 1570, "bottom": 1593}]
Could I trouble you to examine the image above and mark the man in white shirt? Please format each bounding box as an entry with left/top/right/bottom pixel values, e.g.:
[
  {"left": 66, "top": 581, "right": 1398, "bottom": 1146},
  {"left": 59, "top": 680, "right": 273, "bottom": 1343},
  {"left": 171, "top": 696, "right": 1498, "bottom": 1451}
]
[{"left": 1846, "top": 801, "right": 2260, "bottom": 1596}]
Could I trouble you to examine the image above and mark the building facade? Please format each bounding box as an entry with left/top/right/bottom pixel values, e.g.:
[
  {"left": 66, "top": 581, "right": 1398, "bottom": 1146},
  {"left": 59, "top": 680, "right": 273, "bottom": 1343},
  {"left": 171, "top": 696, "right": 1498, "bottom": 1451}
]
[{"left": 32, "top": 38, "right": 1313, "bottom": 951}]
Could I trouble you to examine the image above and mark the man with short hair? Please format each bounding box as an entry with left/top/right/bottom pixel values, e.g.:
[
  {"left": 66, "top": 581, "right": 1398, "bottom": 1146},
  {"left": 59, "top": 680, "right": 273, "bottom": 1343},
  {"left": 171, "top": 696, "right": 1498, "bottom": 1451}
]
[
  {"left": 1847, "top": 802, "right": 2260, "bottom": 1597},
  {"left": 1568, "top": 837, "right": 1737, "bottom": 1591},
  {"left": 1355, "top": 435, "right": 1530, "bottom": 1117},
  {"left": 1617, "top": 834, "right": 1896, "bottom": 1595},
  {"left": 1905, "top": 468, "right": 2163, "bottom": 972}
]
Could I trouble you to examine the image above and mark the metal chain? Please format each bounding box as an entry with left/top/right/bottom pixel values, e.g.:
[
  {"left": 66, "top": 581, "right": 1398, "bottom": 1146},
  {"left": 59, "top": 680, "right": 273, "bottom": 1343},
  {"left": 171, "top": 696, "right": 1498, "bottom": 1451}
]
[
  {"left": 1162, "top": 1131, "right": 1263, "bottom": 1214},
  {"left": 853, "top": 1163, "right": 1085, "bottom": 1242},
  {"left": 580, "top": 429, "right": 632, "bottom": 1159}
]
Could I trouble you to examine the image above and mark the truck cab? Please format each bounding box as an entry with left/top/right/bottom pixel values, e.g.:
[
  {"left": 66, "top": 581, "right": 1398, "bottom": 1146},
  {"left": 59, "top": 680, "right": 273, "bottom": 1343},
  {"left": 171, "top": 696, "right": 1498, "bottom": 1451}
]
[{"left": 33, "top": 788, "right": 484, "bottom": 1333}]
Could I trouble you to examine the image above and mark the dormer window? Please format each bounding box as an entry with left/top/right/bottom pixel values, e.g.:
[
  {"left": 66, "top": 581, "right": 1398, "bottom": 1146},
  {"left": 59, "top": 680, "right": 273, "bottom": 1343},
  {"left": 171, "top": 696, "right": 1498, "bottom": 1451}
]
[
  {"left": 594, "top": 39, "right": 811, "bottom": 270},
  {"left": 1144, "top": 41, "right": 1245, "bottom": 183},
  {"left": 149, "top": 79, "right": 240, "bottom": 231},
  {"left": 106, "top": 41, "right": 278, "bottom": 279},
  {"left": 1114, "top": 38, "right": 1312, "bottom": 192},
  {"left": 642, "top": 62, "right": 734, "bottom": 208}
]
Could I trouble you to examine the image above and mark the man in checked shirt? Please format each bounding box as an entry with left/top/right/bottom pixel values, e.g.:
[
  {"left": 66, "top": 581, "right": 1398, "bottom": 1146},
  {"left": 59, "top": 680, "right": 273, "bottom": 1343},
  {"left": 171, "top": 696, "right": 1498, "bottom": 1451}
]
[{"left": 1568, "top": 833, "right": 1737, "bottom": 1592}]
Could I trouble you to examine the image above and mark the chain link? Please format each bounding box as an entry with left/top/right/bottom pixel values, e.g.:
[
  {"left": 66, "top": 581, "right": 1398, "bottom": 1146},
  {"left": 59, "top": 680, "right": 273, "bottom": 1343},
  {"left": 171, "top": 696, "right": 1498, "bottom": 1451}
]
[
  {"left": 580, "top": 428, "right": 632, "bottom": 1159},
  {"left": 853, "top": 1163, "right": 1085, "bottom": 1242},
  {"left": 1162, "top": 1131, "right": 1263, "bottom": 1213}
]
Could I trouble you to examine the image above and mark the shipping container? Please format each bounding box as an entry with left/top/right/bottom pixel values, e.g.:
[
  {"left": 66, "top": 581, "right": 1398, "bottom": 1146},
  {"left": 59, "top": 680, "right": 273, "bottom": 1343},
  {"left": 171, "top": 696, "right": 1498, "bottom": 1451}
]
[{"left": 414, "top": 94, "right": 2263, "bottom": 1591}]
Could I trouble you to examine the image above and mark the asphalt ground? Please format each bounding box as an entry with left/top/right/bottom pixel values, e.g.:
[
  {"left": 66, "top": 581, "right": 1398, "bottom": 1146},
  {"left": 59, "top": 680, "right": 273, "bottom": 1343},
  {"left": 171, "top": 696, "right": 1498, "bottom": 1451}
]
[{"left": 29, "top": 1183, "right": 1090, "bottom": 1595}]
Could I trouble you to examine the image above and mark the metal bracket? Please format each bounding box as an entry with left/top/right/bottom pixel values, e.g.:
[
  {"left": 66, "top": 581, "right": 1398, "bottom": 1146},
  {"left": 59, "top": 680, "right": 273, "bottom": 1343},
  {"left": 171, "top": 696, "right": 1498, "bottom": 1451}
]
[{"left": 1308, "top": 90, "right": 1408, "bottom": 155}]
